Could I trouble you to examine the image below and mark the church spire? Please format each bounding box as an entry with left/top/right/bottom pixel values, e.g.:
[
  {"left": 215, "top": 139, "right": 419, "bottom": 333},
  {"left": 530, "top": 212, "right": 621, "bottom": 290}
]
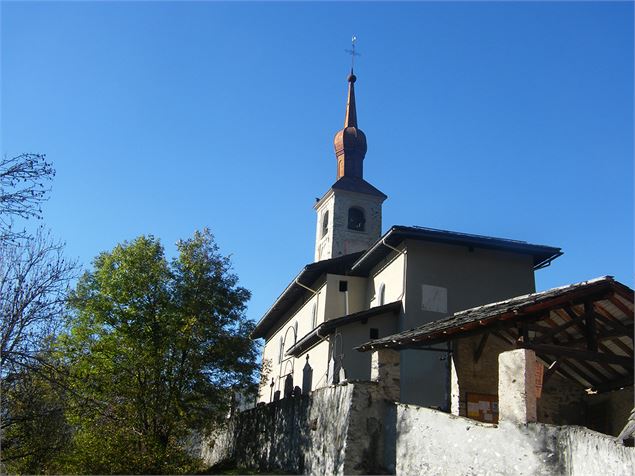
[
  {"left": 344, "top": 70, "right": 358, "bottom": 128},
  {"left": 333, "top": 70, "right": 367, "bottom": 180}
]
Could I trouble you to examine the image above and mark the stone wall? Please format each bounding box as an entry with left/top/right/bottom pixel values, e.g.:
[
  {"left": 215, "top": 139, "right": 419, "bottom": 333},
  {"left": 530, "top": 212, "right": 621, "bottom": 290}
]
[
  {"left": 196, "top": 382, "right": 634, "bottom": 475},
  {"left": 394, "top": 403, "right": 635, "bottom": 476},
  {"left": 197, "top": 381, "right": 391, "bottom": 475}
]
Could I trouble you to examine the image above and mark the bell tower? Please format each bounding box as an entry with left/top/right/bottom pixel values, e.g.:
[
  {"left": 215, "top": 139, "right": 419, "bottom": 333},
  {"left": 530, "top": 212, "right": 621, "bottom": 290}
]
[{"left": 314, "top": 70, "right": 387, "bottom": 262}]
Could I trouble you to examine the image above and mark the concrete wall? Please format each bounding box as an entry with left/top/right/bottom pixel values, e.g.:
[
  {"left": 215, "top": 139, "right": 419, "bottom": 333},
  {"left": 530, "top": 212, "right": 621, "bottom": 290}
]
[{"left": 401, "top": 239, "right": 536, "bottom": 408}]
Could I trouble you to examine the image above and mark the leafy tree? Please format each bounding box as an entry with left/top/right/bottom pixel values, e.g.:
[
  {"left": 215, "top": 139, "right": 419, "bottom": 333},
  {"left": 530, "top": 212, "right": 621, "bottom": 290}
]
[
  {"left": 55, "top": 230, "right": 257, "bottom": 474},
  {"left": 1, "top": 361, "right": 72, "bottom": 474}
]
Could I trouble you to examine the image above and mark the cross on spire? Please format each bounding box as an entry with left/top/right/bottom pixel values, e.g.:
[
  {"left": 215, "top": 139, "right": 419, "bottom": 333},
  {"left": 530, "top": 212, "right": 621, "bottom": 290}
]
[{"left": 344, "top": 35, "right": 361, "bottom": 72}]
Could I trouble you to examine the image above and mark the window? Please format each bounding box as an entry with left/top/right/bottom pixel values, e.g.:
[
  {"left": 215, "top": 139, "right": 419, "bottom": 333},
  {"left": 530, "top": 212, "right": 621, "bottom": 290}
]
[
  {"left": 347, "top": 207, "right": 365, "bottom": 231},
  {"left": 378, "top": 283, "right": 386, "bottom": 306},
  {"left": 311, "top": 303, "right": 318, "bottom": 329},
  {"left": 278, "top": 336, "right": 284, "bottom": 364},
  {"left": 339, "top": 280, "right": 348, "bottom": 292},
  {"left": 321, "top": 211, "right": 329, "bottom": 238}
]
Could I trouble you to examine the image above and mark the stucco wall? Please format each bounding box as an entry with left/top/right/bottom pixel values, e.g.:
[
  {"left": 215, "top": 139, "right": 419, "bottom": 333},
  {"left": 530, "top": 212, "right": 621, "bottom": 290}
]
[
  {"left": 260, "top": 270, "right": 371, "bottom": 402},
  {"left": 337, "top": 312, "right": 399, "bottom": 382},
  {"left": 401, "top": 239, "right": 536, "bottom": 408},
  {"left": 368, "top": 252, "right": 406, "bottom": 308}
]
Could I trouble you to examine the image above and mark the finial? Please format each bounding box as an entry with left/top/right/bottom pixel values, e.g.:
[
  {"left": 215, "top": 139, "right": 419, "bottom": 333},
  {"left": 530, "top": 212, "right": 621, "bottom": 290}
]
[{"left": 345, "top": 35, "right": 361, "bottom": 74}]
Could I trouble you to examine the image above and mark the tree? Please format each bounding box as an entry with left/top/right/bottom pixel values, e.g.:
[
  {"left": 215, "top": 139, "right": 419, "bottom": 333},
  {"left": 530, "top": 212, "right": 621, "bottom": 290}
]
[
  {"left": 0, "top": 228, "right": 76, "bottom": 376},
  {"left": 0, "top": 154, "right": 77, "bottom": 473},
  {"left": 0, "top": 153, "right": 54, "bottom": 241},
  {"left": 55, "top": 230, "right": 257, "bottom": 474}
]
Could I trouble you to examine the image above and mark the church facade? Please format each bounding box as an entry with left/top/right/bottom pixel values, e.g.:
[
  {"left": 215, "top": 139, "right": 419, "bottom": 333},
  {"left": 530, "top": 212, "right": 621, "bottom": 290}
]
[{"left": 252, "top": 69, "right": 563, "bottom": 408}]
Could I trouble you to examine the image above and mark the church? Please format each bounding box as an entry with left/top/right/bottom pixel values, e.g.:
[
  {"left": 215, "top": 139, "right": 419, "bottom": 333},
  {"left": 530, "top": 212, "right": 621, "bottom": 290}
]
[
  {"left": 203, "top": 67, "right": 634, "bottom": 475},
  {"left": 253, "top": 69, "right": 577, "bottom": 409},
  {"left": 252, "top": 70, "right": 633, "bottom": 428}
]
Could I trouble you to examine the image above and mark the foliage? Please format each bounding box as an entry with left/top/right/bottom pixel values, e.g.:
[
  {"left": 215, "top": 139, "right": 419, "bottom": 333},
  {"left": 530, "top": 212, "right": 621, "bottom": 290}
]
[
  {"left": 55, "top": 230, "right": 257, "bottom": 474},
  {"left": 0, "top": 360, "right": 72, "bottom": 474}
]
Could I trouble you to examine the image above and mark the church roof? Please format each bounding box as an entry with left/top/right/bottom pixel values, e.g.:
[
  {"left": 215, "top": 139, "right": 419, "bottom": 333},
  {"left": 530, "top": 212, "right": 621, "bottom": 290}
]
[
  {"left": 331, "top": 176, "right": 387, "bottom": 198},
  {"left": 253, "top": 225, "right": 562, "bottom": 341},
  {"left": 350, "top": 225, "right": 562, "bottom": 275},
  {"left": 251, "top": 251, "right": 364, "bottom": 340}
]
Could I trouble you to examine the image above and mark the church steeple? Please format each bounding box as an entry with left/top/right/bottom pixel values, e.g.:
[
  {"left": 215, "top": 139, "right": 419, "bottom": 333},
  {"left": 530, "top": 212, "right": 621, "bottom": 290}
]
[
  {"left": 333, "top": 70, "right": 367, "bottom": 180},
  {"left": 314, "top": 65, "right": 387, "bottom": 262}
]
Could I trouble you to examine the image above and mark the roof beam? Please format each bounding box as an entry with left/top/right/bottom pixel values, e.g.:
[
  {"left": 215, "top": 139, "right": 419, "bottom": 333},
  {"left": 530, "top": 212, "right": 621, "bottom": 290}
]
[{"left": 522, "top": 342, "right": 633, "bottom": 368}]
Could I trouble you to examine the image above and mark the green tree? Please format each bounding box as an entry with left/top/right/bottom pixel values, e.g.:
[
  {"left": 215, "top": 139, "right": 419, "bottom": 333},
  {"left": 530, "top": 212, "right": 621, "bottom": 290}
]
[{"left": 55, "top": 230, "right": 257, "bottom": 474}]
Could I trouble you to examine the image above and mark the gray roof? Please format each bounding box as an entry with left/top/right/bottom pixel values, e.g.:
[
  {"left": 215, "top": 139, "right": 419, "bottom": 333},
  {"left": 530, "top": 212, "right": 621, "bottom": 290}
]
[
  {"left": 285, "top": 301, "right": 401, "bottom": 357},
  {"left": 351, "top": 225, "right": 562, "bottom": 275},
  {"left": 252, "top": 225, "right": 561, "bottom": 341},
  {"left": 330, "top": 176, "right": 387, "bottom": 199}
]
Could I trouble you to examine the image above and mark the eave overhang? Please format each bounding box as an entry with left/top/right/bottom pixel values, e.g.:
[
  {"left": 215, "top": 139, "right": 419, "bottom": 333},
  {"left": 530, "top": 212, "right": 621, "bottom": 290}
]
[
  {"left": 285, "top": 301, "right": 402, "bottom": 357},
  {"left": 251, "top": 251, "right": 364, "bottom": 340}
]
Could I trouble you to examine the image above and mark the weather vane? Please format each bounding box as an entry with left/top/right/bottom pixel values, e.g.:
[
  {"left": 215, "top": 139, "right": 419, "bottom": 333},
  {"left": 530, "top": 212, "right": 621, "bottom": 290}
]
[{"left": 344, "top": 35, "right": 361, "bottom": 71}]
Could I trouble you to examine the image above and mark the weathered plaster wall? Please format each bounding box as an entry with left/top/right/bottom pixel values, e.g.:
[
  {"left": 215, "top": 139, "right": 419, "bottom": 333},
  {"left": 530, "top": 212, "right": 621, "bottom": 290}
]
[{"left": 394, "top": 403, "right": 635, "bottom": 476}]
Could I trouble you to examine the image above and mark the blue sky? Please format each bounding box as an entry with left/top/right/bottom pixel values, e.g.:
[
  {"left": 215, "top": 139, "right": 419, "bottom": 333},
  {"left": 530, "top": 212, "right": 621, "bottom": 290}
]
[{"left": 2, "top": 1, "right": 633, "bottom": 326}]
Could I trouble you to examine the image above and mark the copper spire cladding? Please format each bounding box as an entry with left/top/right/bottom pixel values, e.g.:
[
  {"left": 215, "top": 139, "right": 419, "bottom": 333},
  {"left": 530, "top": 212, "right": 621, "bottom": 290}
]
[{"left": 333, "top": 70, "right": 368, "bottom": 180}]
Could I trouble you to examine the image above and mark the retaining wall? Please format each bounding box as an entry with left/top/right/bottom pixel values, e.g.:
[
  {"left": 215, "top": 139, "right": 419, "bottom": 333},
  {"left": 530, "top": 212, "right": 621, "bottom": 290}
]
[{"left": 196, "top": 383, "right": 634, "bottom": 475}]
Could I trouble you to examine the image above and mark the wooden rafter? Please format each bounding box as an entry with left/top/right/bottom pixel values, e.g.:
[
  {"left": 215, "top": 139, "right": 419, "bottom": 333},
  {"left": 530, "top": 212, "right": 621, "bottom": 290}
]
[
  {"left": 522, "top": 342, "right": 633, "bottom": 367},
  {"left": 473, "top": 332, "right": 489, "bottom": 363}
]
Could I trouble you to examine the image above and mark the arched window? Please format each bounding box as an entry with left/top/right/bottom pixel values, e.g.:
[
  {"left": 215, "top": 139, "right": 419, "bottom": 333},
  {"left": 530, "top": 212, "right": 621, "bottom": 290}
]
[
  {"left": 348, "top": 207, "right": 365, "bottom": 231},
  {"left": 322, "top": 211, "right": 329, "bottom": 238},
  {"left": 378, "top": 283, "right": 386, "bottom": 306},
  {"left": 278, "top": 336, "right": 284, "bottom": 364},
  {"left": 311, "top": 303, "right": 318, "bottom": 329}
]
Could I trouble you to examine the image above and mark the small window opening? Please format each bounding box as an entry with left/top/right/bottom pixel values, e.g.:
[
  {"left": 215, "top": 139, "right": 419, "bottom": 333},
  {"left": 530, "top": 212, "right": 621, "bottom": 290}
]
[
  {"left": 278, "top": 336, "right": 284, "bottom": 364},
  {"left": 378, "top": 283, "right": 386, "bottom": 306},
  {"left": 322, "top": 211, "right": 329, "bottom": 238},
  {"left": 339, "top": 280, "right": 348, "bottom": 292},
  {"left": 370, "top": 328, "right": 379, "bottom": 339},
  {"left": 311, "top": 303, "right": 318, "bottom": 328},
  {"left": 347, "top": 207, "right": 366, "bottom": 231}
]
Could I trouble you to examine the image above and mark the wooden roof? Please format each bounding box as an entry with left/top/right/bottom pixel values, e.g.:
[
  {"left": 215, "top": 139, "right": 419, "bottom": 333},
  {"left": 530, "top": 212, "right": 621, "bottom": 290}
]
[{"left": 357, "top": 276, "right": 634, "bottom": 393}]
